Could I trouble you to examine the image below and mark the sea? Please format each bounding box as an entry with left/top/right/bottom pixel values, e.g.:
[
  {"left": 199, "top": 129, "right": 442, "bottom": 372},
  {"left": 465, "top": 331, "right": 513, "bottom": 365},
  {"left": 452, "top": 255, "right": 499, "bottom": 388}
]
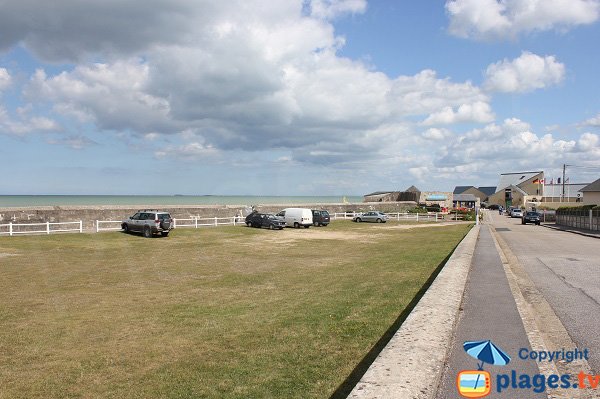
[{"left": 0, "top": 195, "right": 363, "bottom": 208}]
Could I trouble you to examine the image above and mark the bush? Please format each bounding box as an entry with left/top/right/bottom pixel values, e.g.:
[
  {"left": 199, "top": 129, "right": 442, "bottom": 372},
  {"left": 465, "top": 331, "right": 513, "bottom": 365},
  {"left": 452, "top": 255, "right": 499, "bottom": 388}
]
[{"left": 407, "top": 207, "right": 428, "bottom": 214}]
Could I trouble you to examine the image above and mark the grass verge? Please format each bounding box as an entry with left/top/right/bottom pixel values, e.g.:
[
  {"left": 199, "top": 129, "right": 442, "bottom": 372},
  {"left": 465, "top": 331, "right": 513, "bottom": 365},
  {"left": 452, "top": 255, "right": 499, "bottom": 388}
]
[{"left": 0, "top": 221, "right": 471, "bottom": 398}]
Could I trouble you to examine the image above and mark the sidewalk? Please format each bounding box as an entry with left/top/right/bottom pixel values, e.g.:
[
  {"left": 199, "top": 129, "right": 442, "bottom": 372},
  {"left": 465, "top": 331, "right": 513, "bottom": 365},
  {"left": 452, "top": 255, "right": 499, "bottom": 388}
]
[{"left": 435, "top": 225, "right": 545, "bottom": 398}]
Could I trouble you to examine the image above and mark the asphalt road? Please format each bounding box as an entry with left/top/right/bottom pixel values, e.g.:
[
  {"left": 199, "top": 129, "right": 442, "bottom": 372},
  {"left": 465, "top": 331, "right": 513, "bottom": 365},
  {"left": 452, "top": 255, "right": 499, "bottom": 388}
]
[{"left": 488, "top": 211, "right": 600, "bottom": 373}]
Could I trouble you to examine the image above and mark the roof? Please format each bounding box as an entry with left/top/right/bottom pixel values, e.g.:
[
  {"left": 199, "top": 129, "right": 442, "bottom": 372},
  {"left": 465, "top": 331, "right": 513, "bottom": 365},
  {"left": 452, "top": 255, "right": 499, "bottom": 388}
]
[
  {"left": 506, "top": 184, "right": 528, "bottom": 196},
  {"left": 364, "top": 191, "right": 395, "bottom": 197},
  {"left": 496, "top": 171, "right": 543, "bottom": 192},
  {"left": 478, "top": 186, "right": 497, "bottom": 196},
  {"left": 580, "top": 178, "right": 600, "bottom": 192},
  {"left": 453, "top": 194, "right": 478, "bottom": 201},
  {"left": 405, "top": 185, "right": 421, "bottom": 193},
  {"left": 453, "top": 186, "right": 474, "bottom": 194}
]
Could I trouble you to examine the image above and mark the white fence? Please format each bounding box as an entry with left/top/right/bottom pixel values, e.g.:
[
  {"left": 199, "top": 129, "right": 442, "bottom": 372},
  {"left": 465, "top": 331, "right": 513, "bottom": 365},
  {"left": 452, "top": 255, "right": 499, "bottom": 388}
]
[
  {"left": 0, "top": 221, "right": 83, "bottom": 236},
  {"left": 332, "top": 212, "right": 443, "bottom": 221},
  {"left": 1, "top": 213, "right": 445, "bottom": 237},
  {"left": 95, "top": 217, "right": 244, "bottom": 232}
]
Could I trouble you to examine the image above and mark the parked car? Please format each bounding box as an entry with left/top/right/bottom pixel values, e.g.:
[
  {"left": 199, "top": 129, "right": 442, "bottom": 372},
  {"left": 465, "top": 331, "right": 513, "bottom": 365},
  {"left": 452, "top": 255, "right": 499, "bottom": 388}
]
[
  {"left": 245, "top": 212, "right": 286, "bottom": 230},
  {"left": 311, "top": 210, "right": 330, "bottom": 226},
  {"left": 522, "top": 211, "right": 541, "bottom": 225},
  {"left": 276, "top": 208, "right": 313, "bottom": 228},
  {"left": 510, "top": 208, "right": 523, "bottom": 218},
  {"left": 122, "top": 210, "right": 173, "bottom": 237},
  {"left": 352, "top": 211, "right": 389, "bottom": 223}
]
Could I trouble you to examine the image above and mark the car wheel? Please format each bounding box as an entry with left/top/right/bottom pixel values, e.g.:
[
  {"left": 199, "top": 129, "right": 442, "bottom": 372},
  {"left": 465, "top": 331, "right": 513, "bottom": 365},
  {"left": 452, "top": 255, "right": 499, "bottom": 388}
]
[
  {"left": 294, "top": 222, "right": 300, "bottom": 228},
  {"left": 161, "top": 232, "right": 169, "bottom": 237},
  {"left": 269, "top": 224, "right": 274, "bottom": 230},
  {"left": 356, "top": 218, "right": 362, "bottom": 223},
  {"left": 536, "top": 222, "right": 540, "bottom": 225},
  {"left": 122, "top": 223, "right": 129, "bottom": 233},
  {"left": 143, "top": 226, "right": 152, "bottom": 238},
  {"left": 522, "top": 220, "right": 525, "bottom": 224},
  {"left": 376, "top": 218, "right": 382, "bottom": 223},
  {"left": 246, "top": 222, "right": 251, "bottom": 227},
  {"left": 303, "top": 225, "right": 310, "bottom": 228}
]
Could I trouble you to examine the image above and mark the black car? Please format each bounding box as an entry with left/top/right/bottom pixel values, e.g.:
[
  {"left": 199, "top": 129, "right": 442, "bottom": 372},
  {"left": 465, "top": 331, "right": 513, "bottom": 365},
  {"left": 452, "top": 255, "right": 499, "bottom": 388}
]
[
  {"left": 312, "top": 210, "right": 330, "bottom": 226},
  {"left": 522, "top": 211, "right": 541, "bottom": 225},
  {"left": 245, "top": 212, "right": 286, "bottom": 230}
]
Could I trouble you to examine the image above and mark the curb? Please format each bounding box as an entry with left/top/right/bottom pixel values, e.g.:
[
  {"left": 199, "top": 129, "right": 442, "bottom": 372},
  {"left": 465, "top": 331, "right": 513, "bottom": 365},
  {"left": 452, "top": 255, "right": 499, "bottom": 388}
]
[
  {"left": 347, "top": 225, "right": 480, "bottom": 399},
  {"left": 541, "top": 224, "right": 600, "bottom": 239}
]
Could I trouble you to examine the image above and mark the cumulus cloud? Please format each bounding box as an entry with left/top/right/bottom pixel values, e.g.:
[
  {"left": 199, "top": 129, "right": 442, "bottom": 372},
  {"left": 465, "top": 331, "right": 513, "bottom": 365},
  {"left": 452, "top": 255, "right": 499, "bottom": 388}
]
[
  {"left": 0, "top": 106, "right": 60, "bottom": 136},
  {"left": 0, "top": 68, "right": 10, "bottom": 91},
  {"left": 580, "top": 112, "right": 600, "bottom": 127},
  {"left": 309, "top": 0, "right": 367, "bottom": 19},
  {"left": 484, "top": 52, "right": 565, "bottom": 93},
  {"left": 422, "top": 101, "right": 495, "bottom": 125},
  {"left": 430, "top": 119, "right": 600, "bottom": 178},
  {"left": 446, "top": 0, "right": 600, "bottom": 40},
  {"left": 422, "top": 128, "right": 452, "bottom": 140}
]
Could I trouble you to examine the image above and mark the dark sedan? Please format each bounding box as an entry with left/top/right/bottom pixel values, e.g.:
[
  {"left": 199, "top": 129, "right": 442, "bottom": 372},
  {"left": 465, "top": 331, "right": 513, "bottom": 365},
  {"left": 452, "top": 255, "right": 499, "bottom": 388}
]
[
  {"left": 245, "top": 212, "right": 286, "bottom": 230},
  {"left": 522, "top": 211, "right": 541, "bottom": 225}
]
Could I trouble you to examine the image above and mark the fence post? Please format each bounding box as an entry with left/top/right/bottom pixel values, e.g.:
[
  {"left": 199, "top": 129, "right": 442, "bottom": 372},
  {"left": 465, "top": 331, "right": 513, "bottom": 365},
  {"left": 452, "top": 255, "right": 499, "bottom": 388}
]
[
  {"left": 590, "top": 210, "right": 593, "bottom": 230},
  {"left": 46, "top": 222, "right": 50, "bottom": 234},
  {"left": 195, "top": 217, "right": 198, "bottom": 229},
  {"left": 9, "top": 222, "right": 12, "bottom": 236},
  {"left": 96, "top": 220, "right": 99, "bottom": 233},
  {"left": 435, "top": 213, "right": 438, "bottom": 222},
  {"left": 233, "top": 216, "right": 236, "bottom": 226},
  {"left": 214, "top": 217, "right": 218, "bottom": 226},
  {"left": 416, "top": 213, "right": 419, "bottom": 222},
  {"left": 173, "top": 219, "right": 177, "bottom": 228},
  {"left": 80, "top": 221, "right": 83, "bottom": 233}
]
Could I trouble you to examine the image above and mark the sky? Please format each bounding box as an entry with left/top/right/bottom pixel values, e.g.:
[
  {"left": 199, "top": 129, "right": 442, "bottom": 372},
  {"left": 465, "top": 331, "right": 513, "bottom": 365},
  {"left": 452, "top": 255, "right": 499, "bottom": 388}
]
[{"left": 1, "top": 0, "right": 600, "bottom": 196}]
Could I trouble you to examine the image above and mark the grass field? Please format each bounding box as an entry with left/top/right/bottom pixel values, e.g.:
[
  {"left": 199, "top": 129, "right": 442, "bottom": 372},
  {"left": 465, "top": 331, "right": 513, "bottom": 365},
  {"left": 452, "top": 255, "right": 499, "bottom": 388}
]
[{"left": 0, "top": 221, "right": 471, "bottom": 398}]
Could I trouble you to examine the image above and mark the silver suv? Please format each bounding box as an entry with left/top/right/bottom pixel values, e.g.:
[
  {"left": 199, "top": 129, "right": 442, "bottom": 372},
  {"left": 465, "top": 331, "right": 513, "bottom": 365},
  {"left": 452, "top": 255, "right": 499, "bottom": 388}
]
[{"left": 122, "top": 210, "right": 173, "bottom": 237}]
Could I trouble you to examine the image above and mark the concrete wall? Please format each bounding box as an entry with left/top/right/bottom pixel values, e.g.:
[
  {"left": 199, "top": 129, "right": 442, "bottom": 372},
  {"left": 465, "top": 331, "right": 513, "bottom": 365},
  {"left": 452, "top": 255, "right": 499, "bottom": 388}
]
[{"left": 0, "top": 202, "right": 419, "bottom": 232}]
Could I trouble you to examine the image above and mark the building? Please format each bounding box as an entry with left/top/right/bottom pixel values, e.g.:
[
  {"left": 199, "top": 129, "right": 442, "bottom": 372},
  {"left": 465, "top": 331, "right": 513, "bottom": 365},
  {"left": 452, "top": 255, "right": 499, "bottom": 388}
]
[
  {"left": 452, "top": 194, "right": 480, "bottom": 209},
  {"left": 542, "top": 183, "right": 589, "bottom": 203},
  {"left": 579, "top": 178, "right": 600, "bottom": 205},
  {"left": 453, "top": 186, "right": 497, "bottom": 203},
  {"left": 363, "top": 191, "right": 399, "bottom": 202},
  {"left": 487, "top": 171, "right": 545, "bottom": 208}
]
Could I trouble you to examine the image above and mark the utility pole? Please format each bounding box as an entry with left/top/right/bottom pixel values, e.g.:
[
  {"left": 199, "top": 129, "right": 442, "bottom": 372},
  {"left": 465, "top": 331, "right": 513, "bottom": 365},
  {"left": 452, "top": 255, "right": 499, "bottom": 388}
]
[{"left": 562, "top": 164, "right": 566, "bottom": 201}]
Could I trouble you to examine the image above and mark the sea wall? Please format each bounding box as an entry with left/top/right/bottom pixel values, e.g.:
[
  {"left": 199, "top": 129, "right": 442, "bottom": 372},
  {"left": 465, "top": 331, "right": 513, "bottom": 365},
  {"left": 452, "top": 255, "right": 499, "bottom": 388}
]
[{"left": 0, "top": 202, "right": 418, "bottom": 232}]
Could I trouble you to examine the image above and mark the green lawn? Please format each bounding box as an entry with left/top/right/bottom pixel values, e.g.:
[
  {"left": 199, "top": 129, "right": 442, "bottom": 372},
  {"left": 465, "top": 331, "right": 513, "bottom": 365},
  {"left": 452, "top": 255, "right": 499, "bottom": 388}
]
[{"left": 0, "top": 221, "right": 471, "bottom": 398}]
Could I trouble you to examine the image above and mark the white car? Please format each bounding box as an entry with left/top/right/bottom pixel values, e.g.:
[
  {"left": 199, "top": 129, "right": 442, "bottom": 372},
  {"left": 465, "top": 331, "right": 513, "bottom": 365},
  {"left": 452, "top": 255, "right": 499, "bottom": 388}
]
[
  {"left": 276, "top": 208, "right": 313, "bottom": 228},
  {"left": 510, "top": 208, "right": 523, "bottom": 218},
  {"left": 353, "top": 211, "right": 389, "bottom": 223}
]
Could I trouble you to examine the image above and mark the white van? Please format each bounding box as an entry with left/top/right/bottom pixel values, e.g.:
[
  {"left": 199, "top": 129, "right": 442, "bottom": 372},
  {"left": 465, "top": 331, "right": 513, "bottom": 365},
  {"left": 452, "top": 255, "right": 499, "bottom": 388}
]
[{"left": 276, "top": 208, "right": 313, "bottom": 228}]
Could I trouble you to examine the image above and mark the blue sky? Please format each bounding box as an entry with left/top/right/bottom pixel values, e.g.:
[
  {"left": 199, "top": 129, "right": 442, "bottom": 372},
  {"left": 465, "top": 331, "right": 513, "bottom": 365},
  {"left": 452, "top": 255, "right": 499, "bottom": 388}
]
[{"left": 1, "top": 0, "right": 599, "bottom": 195}]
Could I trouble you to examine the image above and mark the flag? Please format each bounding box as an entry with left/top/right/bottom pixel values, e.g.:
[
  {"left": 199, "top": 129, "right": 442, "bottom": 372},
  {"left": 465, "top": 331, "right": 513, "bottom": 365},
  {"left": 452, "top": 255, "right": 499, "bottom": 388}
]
[
  {"left": 557, "top": 177, "right": 561, "bottom": 184},
  {"left": 566, "top": 177, "right": 570, "bottom": 183},
  {"left": 550, "top": 178, "right": 553, "bottom": 184},
  {"left": 532, "top": 179, "right": 540, "bottom": 184},
  {"left": 539, "top": 179, "right": 544, "bottom": 184}
]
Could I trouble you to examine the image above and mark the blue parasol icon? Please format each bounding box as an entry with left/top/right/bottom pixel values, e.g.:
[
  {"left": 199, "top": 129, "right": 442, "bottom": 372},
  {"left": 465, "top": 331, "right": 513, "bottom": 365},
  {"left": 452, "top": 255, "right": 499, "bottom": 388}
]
[{"left": 463, "top": 340, "right": 511, "bottom": 370}]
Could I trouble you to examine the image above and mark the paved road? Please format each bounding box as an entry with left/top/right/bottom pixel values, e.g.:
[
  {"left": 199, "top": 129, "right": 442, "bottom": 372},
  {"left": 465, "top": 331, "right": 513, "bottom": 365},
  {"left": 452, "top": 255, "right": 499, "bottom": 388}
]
[
  {"left": 488, "top": 211, "right": 600, "bottom": 373},
  {"left": 436, "top": 225, "right": 545, "bottom": 399}
]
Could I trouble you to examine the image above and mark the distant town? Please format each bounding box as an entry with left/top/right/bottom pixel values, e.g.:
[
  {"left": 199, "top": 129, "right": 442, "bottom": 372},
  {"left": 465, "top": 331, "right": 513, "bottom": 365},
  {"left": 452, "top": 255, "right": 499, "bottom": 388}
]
[{"left": 363, "top": 170, "right": 600, "bottom": 210}]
